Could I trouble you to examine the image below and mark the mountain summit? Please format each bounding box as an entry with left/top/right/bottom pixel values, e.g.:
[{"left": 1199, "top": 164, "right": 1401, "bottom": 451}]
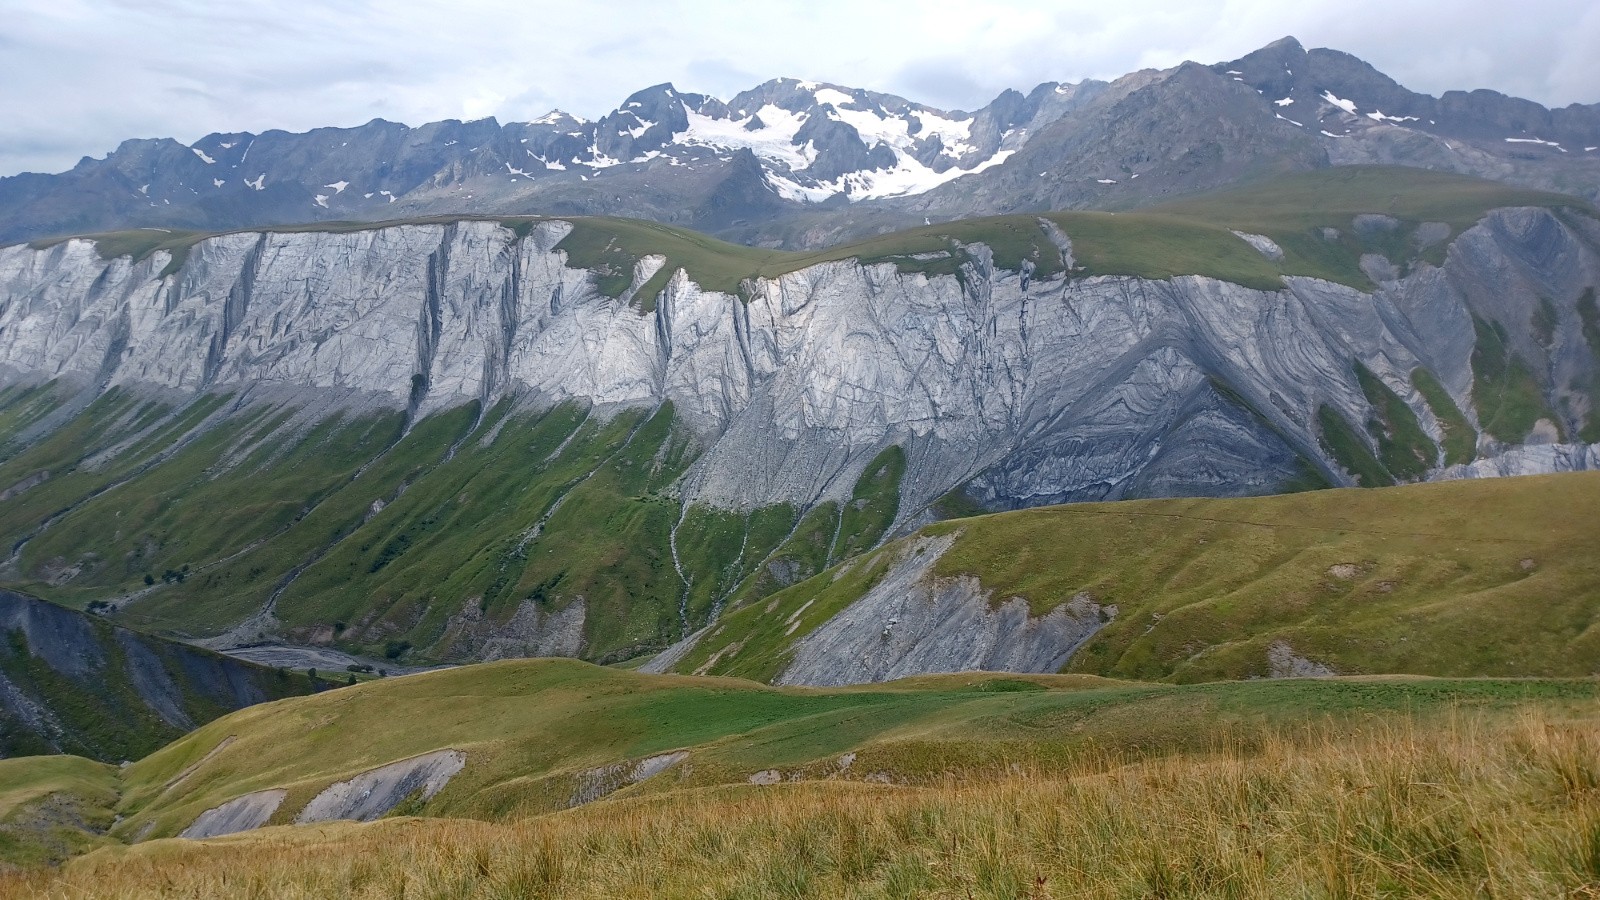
[{"left": 0, "top": 37, "right": 1595, "bottom": 249}]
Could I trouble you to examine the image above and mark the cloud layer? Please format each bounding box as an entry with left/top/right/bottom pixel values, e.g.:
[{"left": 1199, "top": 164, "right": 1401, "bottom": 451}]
[{"left": 2, "top": 0, "right": 1595, "bottom": 176}]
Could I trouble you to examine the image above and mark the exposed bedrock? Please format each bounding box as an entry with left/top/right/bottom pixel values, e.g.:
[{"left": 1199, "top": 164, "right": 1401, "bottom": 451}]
[
  {"left": 774, "top": 534, "right": 1112, "bottom": 687},
  {"left": 295, "top": 749, "right": 466, "bottom": 824},
  {"left": 0, "top": 207, "right": 1597, "bottom": 529},
  {"left": 178, "top": 789, "right": 286, "bottom": 840}
]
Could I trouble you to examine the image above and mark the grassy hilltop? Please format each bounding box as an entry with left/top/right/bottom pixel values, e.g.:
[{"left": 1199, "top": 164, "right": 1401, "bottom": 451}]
[{"left": 2, "top": 659, "right": 1600, "bottom": 896}]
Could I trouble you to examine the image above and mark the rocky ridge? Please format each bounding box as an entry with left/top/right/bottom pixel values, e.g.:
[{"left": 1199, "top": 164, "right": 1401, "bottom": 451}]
[{"left": 1, "top": 38, "right": 1594, "bottom": 248}]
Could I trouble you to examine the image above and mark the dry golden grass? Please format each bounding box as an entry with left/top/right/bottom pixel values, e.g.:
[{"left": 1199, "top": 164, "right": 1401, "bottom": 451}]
[{"left": 8, "top": 712, "right": 1600, "bottom": 899}]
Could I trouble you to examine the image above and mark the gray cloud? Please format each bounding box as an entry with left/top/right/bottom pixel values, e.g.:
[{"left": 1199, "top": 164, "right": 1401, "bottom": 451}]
[{"left": 0, "top": 0, "right": 1594, "bottom": 175}]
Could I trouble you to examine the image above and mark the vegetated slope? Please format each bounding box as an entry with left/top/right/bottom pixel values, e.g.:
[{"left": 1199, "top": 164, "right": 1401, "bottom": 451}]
[
  {"left": 22, "top": 658, "right": 1600, "bottom": 844},
  {"left": 0, "top": 170, "right": 1595, "bottom": 669},
  {"left": 675, "top": 472, "right": 1600, "bottom": 685},
  {"left": 3, "top": 659, "right": 1599, "bottom": 895},
  {"left": 0, "top": 589, "right": 315, "bottom": 762},
  {"left": 0, "top": 756, "right": 119, "bottom": 871},
  {"left": 15, "top": 716, "right": 1600, "bottom": 898}
]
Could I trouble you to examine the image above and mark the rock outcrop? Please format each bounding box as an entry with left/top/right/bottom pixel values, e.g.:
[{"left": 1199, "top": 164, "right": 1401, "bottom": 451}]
[{"left": 774, "top": 534, "right": 1111, "bottom": 686}]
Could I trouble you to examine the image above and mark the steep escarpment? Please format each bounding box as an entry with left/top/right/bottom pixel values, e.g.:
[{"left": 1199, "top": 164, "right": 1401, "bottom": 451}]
[
  {"left": 0, "top": 590, "right": 312, "bottom": 760},
  {"left": 0, "top": 187, "right": 1595, "bottom": 667}
]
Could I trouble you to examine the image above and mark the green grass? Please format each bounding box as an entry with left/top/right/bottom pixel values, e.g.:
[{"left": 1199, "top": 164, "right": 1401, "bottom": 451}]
[
  {"left": 1577, "top": 289, "right": 1600, "bottom": 443},
  {"left": 681, "top": 472, "right": 1600, "bottom": 684},
  {"left": 1151, "top": 166, "right": 1592, "bottom": 288},
  {"left": 0, "top": 756, "right": 119, "bottom": 871},
  {"left": 1317, "top": 404, "right": 1392, "bottom": 486},
  {"left": 1411, "top": 368, "right": 1477, "bottom": 465},
  {"left": 1355, "top": 363, "right": 1437, "bottom": 480},
  {"left": 1, "top": 591, "right": 316, "bottom": 762},
  {"left": 40, "top": 657, "right": 1597, "bottom": 847},
  {"left": 2, "top": 392, "right": 819, "bottom": 664},
  {"left": 1471, "top": 316, "right": 1560, "bottom": 442}
]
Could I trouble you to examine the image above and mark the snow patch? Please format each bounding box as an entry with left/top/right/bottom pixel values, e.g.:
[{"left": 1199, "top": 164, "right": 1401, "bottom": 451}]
[
  {"left": 812, "top": 87, "right": 855, "bottom": 107},
  {"left": 1276, "top": 114, "right": 1304, "bottom": 127},
  {"left": 1366, "top": 110, "right": 1419, "bottom": 124},
  {"left": 323, "top": 180, "right": 349, "bottom": 194},
  {"left": 244, "top": 174, "right": 265, "bottom": 191},
  {"left": 1274, "top": 97, "right": 1295, "bottom": 106},
  {"left": 212, "top": 178, "right": 225, "bottom": 188},
  {"left": 1096, "top": 178, "right": 1118, "bottom": 184},
  {"left": 218, "top": 141, "right": 237, "bottom": 150},
  {"left": 1320, "top": 91, "right": 1358, "bottom": 115},
  {"left": 378, "top": 190, "right": 395, "bottom": 202},
  {"left": 313, "top": 194, "right": 329, "bottom": 208},
  {"left": 191, "top": 148, "right": 216, "bottom": 164},
  {"left": 1505, "top": 137, "right": 1566, "bottom": 152}
]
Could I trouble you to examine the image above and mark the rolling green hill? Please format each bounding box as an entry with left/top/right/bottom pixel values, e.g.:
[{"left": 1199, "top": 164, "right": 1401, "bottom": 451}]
[
  {"left": 675, "top": 472, "right": 1600, "bottom": 684},
  {"left": 2, "top": 658, "right": 1599, "bottom": 895}
]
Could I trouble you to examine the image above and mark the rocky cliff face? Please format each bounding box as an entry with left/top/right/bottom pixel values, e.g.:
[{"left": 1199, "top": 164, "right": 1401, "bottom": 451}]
[
  {"left": 2, "top": 209, "right": 1595, "bottom": 514},
  {"left": 0, "top": 205, "right": 1596, "bottom": 668}
]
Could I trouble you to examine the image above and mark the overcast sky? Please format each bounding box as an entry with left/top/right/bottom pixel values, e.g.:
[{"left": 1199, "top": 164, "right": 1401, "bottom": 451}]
[{"left": 3, "top": 0, "right": 1596, "bottom": 176}]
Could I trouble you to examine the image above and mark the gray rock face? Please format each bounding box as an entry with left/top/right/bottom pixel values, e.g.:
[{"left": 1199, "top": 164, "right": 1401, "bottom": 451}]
[
  {"left": 295, "top": 749, "right": 466, "bottom": 824},
  {"left": 179, "top": 789, "right": 286, "bottom": 839},
  {"left": 569, "top": 751, "right": 688, "bottom": 807},
  {"left": 774, "top": 534, "right": 1111, "bottom": 687},
  {"left": 0, "top": 208, "right": 1596, "bottom": 528},
  {"left": 437, "top": 597, "right": 586, "bottom": 661}
]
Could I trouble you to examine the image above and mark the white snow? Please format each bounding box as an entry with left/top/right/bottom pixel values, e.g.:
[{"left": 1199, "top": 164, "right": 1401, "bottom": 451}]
[
  {"left": 1320, "top": 130, "right": 1343, "bottom": 138},
  {"left": 505, "top": 163, "right": 532, "bottom": 177},
  {"left": 1225, "top": 70, "right": 1243, "bottom": 75},
  {"left": 138, "top": 184, "right": 149, "bottom": 196},
  {"left": 363, "top": 192, "right": 374, "bottom": 198},
  {"left": 1274, "top": 97, "right": 1295, "bottom": 106},
  {"left": 1505, "top": 137, "right": 1566, "bottom": 151},
  {"left": 1587, "top": 147, "right": 1599, "bottom": 152},
  {"left": 212, "top": 178, "right": 225, "bottom": 188},
  {"left": 244, "top": 174, "right": 266, "bottom": 191},
  {"left": 1054, "top": 84, "right": 1071, "bottom": 94},
  {"left": 1320, "top": 91, "right": 1359, "bottom": 115},
  {"left": 1097, "top": 178, "right": 1118, "bottom": 184},
  {"left": 626, "top": 118, "right": 655, "bottom": 139},
  {"left": 677, "top": 105, "right": 818, "bottom": 171},
  {"left": 1366, "top": 110, "right": 1419, "bottom": 124},
  {"left": 191, "top": 148, "right": 216, "bottom": 164},
  {"left": 767, "top": 149, "right": 1014, "bottom": 203},
  {"left": 812, "top": 87, "right": 855, "bottom": 108},
  {"left": 324, "top": 180, "right": 349, "bottom": 194},
  {"left": 378, "top": 190, "right": 395, "bottom": 203},
  {"left": 219, "top": 142, "right": 236, "bottom": 150},
  {"left": 1276, "top": 114, "right": 1304, "bottom": 127},
  {"left": 313, "top": 194, "right": 329, "bottom": 208}
]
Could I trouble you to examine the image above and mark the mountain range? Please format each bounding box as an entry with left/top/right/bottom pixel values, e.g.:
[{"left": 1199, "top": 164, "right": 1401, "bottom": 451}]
[{"left": 2, "top": 37, "right": 1597, "bottom": 249}]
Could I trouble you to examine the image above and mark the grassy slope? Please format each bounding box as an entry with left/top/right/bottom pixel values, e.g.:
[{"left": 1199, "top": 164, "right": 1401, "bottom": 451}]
[
  {"left": 682, "top": 472, "right": 1600, "bottom": 683},
  {"left": 21, "top": 709, "right": 1600, "bottom": 899},
  {"left": 0, "top": 757, "right": 119, "bottom": 872},
  {"left": 1149, "top": 165, "right": 1591, "bottom": 287},
  {"left": 25, "top": 658, "right": 1596, "bottom": 846},
  {"left": 1, "top": 589, "right": 317, "bottom": 762},
  {"left": 0, "top": 389, "right": 874, "bottom": 664}
]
